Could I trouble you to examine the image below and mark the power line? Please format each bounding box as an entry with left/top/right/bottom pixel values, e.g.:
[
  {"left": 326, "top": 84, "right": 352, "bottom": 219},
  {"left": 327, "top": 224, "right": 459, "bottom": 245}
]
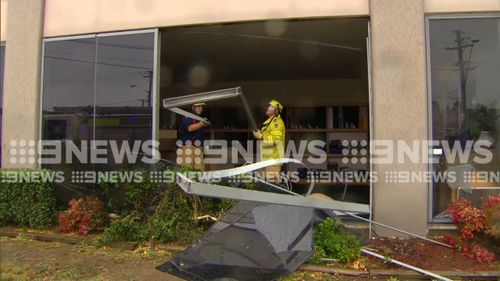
[{"left": 45, "top": 55, "right": 153, "bottom": 70}]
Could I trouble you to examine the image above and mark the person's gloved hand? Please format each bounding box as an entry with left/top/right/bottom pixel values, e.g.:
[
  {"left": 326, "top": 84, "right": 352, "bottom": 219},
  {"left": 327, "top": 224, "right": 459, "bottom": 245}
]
[
  {"left": 201, "top": 119, "right": 211, "bottom": 127},
  {"left": 253, "top": 130, "right": 262, "bottom": 139}
]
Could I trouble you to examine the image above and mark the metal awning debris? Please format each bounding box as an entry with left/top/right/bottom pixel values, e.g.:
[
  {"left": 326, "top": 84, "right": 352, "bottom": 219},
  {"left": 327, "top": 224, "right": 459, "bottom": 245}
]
[{"left": 163, "top": 87, "right": 258, "bottom": 130}]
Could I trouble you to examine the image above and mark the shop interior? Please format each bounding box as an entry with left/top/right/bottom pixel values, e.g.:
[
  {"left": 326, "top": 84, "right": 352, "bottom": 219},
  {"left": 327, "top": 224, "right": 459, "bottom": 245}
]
[{"left": 159, "top": 18, "right": 370, "bottom": 203}]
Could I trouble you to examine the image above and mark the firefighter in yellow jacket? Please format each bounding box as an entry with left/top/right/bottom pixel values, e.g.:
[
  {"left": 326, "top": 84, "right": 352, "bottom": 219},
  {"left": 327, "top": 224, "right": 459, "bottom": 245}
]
[{"left": 253, "top": 100, "right": 285, "bottom": 183}]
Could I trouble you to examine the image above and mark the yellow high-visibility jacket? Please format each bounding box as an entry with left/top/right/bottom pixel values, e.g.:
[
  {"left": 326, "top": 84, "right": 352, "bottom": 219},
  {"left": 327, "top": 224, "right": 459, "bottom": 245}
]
[{"left": 260, "top": 115, "right": 285, "bottom": 160}]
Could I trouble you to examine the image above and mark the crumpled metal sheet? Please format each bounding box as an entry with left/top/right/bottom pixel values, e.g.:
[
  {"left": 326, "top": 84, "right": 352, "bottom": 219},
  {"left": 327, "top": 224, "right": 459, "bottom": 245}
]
[{"left": 157, "top": 201, "right": 314, "bottom": 281}]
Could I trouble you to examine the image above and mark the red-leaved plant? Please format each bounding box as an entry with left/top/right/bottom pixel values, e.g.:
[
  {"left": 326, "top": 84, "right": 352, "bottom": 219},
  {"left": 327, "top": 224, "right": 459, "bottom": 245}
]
[
  {"left": 442, "top": 234, "right": 496, "bottom": 263},
  {"left": 463, "top": 244, "right": 496, "bottom": 263},
  {"left": 483, "top": 195, "right": 500, "bottom": 210},
  {"left": 447, "top": 199, "right": 484, "bottom": 240},
  {"left": 442, "top": 196, "right": 500, "bottom": 263},
  {"left": 483, "top": 195, "right": 500, "bottom": 239},
  {"left": 58, "top": 196, "right": 108, "bottom": 235},
  {"left": 442, "top": 235, "right": 463, "bottom": 251}
]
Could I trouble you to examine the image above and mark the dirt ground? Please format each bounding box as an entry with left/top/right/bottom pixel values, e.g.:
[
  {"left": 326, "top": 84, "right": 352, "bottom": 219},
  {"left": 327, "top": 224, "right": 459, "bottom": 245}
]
[
  {"left": 0, "top": 236, "right": 380, "bottom": 281},
  {"left": 370, "top": 237, "right": 500, "bottom": 271},
  {"left": 2, "top": 235, "right": 499, "bottom": 281},
  {"left": 0, "top": 236, "right": 183, "bottom": 281}
]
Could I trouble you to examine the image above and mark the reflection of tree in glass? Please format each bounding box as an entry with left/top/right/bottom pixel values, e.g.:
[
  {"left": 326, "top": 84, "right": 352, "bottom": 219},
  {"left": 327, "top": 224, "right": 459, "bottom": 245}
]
[{"left": 468, "top": 103, "right": 498, "bottom": 140}]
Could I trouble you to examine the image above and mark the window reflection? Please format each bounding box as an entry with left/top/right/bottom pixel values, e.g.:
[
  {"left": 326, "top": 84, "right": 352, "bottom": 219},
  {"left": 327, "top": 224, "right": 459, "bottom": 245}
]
[
  {"left": 429, "top": 17, "right": 500, "bottom": 219},
  {"left": 94, "top": 33, "right": 155, "bottom": 169},
  {"left": 42, "top": 38, "right": 97, "bottom": 200},
  {"left": 41, "top": 32, "right": 156, "bottom": 200},
  {"left": 42, "top": 38, "right": 96, "bottom": 167}
]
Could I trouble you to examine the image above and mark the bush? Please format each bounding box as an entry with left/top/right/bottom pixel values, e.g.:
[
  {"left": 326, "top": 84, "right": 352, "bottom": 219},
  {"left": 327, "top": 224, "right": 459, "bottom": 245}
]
[
  {"left": 103, "top": 214, "right": 146, "bottom": 242},
  {"left": 443, "top": 196, "right": 499, "bottom": 264},
  {"left": 447, "top": 196, "right": 500, "bottom": 240},
  {"left": 0, "top": 169, "right": 57, "bottom": 229},
  {"left": 58, "top": 196, "right": 108, "bottom": 235},
  {"left": 447, "top": 199, "right": 484, "bottom": 240},
  {"left": 463, "top": 244, "right": 496, "bottom": 263},
  {"left": 143, "top": 185, "right": 204, "bottom": 244},
  {"left": 483, "top": 195, "right": 500, "bottom": 240},
  {"left": 444, "top": 234, "right": 497, "bottom": 263},
  {"left": 312, "top": 218, "right": 361, "bottom": 264},
  {"left": 101, "top": 167, "right": 233, "bottom": 244}
]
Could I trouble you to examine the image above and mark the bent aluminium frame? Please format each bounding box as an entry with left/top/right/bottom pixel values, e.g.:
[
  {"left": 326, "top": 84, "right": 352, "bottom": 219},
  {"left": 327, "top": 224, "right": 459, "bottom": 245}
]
[
  {"left": 176, "top": 173, "right": 370, "bottom": 214},
  {"left": 162, "top": 86, "right": 258, "bottom": 130}
]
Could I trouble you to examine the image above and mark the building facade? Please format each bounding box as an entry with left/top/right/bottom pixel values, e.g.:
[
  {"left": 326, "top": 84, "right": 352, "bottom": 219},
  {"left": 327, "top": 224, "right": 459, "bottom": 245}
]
[{"left": 1, "top": 0, "right": 499, "bottom": 236}]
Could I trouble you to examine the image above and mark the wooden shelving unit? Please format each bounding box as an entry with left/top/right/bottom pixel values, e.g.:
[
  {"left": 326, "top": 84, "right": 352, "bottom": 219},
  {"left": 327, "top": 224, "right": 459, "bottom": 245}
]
[
  {"left": 296, "top": 153, "right": 364, "bottom": 158},
  {"left": 287, "top": 128, "right": 367, "bottom": 133},
  {"left": 208, "top": 128, "right": 368, "bottom": 133},
  {"left": 296, "top": 179, "right": 369, "bottom": 186},
  {"left": 210, "top": 129, "right": 251, "bottom": 133}
]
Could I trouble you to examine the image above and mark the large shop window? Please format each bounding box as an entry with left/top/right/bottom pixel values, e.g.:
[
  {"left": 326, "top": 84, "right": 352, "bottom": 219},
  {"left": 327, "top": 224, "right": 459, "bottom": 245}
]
[
  {"left": 428, "top": 17, "right": 500, "bottom": 221},
  {"left": 41, "top": 31, "right": 155, "bottom": 183},
  {"left": 159, "top": 18, "right": 371, "bottom": 202}
]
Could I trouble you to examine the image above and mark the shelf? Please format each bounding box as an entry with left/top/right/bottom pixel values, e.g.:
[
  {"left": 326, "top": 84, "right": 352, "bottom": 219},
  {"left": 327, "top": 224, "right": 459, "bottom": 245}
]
[
  {"left": 294, "top": 153, "right": 367, "bottom": 158},
  {"left": 288, "top": 128, "right": 368, "bottom": 133},
  {"left": 211, "top": 129, "right": 251, "bottom": 133},
  {"left": 287, "top": 128, "right": 326, "bottom": 132},
  {"left": 208, "top": 128, "right": 369, "bottom": 133},
  {"left": 329, "top": 154, "right": 360, "bottom": 158},
  {"left": 295, "top": 179, "right": 369, "bottom": 186},
  {"left": 327, "top": 128, "right": 368, "bottom": 133}
]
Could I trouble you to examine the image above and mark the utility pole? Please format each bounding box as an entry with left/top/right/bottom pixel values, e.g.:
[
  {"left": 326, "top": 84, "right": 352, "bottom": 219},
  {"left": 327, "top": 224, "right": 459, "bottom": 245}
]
[
  {"left": 130, "top": 70, "right": 153, "bottom": 108},
  {"left": 138, "top": 99, "right": 147, "bottom": 107},
  {"left": 144, "top": 70, "right": 153, "bottom": 108},
  {"left": 445, "top": 30, "right": 479, "bottom": 130}
]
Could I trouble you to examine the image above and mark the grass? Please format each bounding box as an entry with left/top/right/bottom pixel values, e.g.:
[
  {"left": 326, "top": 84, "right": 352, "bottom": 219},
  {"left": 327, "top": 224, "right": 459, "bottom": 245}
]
[
  {"left": 0, "top": 261, "right": 100, "bottom": 281},
  {"left": 0, "top": 263, "right": 31, "bottom": 281},
  {"left": 279, "top": 271, "right": 344, "bottom": 281},
  {"left": 0, "top": 236, "right": 174, "bottom": 281}
]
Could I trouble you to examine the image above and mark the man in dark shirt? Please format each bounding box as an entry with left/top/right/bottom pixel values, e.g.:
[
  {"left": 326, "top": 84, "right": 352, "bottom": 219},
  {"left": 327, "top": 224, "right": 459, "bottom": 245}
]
[{"left": 178, "top": 102, "right": 209, "bottom": 170}]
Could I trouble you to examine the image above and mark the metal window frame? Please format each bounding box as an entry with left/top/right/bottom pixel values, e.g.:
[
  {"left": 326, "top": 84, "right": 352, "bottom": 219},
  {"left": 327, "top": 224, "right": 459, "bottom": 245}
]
[
  {"left": 366, "top": 20, "right": 374, "bottom": 238},
  {"left": 38, "top": 29, "right": 159, "bottom": 168},
  {"left": 425, "top": 13, "right": 500, "bottom": 223},
  {"left": 153, "top": 29, "right": 160, "bottom": 157},
  {"left": 43, "top": 34, "right": 96, "bottom": 42},
  {"left": 0, "top": 42, "right": 5, "bottom": 168}
]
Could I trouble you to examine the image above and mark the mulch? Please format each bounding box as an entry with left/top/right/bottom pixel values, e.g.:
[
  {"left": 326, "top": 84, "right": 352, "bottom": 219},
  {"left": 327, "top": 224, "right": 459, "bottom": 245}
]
[{"left": 370, "top": 237, "right": 497, "bottom": 271}]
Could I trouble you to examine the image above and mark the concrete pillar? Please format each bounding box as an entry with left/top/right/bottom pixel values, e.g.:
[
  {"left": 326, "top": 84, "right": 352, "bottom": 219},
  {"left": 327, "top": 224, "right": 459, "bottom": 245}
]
[
  {"left": 1, "top": 0, "right": 45, "bottom": 168},
  {"left": 370, "top": 0, "right": 428, "bottom": 236}
]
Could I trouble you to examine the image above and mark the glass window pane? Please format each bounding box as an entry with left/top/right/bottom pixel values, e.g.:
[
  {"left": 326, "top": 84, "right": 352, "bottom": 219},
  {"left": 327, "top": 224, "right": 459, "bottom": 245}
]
[
  {"left": 42, "top": 38, "right": 96, "bottom": 167},
  {"left": 429, "top": 17, "right": 500, "bottom": 219},
  {"left": 41, "top": 38, "right": 97, "bottom": 200},
  {"left": 94, "top": 33, "right": 155, "bottom": 169}
]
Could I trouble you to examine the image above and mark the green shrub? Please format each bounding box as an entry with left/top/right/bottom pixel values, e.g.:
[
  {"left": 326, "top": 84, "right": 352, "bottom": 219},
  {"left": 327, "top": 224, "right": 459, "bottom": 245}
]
[
  {"left": 103, "top": 214, "right": 147, "bottom": 242},
  {"left": 143, "top": 178, "right": 202, "bottom": 243},
  {"left": 101, "top": 167, "right": 234, "bottom": 244},
  {"left": 312, "top": 218, "right": 361, "bottom": 264},
  {"left": 0, "top": 169, "right": 57, "bottom": 229}
]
